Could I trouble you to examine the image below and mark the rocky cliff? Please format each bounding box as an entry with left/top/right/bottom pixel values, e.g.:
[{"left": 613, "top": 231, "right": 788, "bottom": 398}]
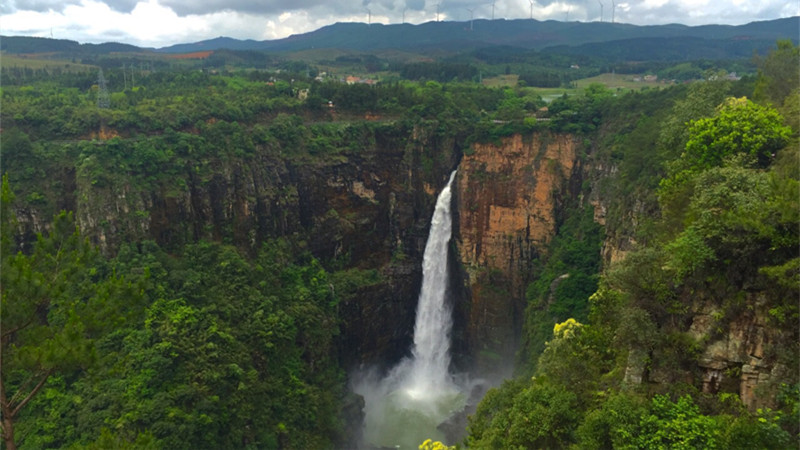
[
  {"left": 690, "top": 295, "right": 790, "bottom": 410},
  {"left": 453, "top": 133, "right": 583, "bottom": 374},
  {"left": 621, "top": 292, "right": 795, "bottom": 411}
]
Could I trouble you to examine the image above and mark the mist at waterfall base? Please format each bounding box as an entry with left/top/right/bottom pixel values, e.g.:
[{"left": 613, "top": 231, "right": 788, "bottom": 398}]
[{"left": 353, "top": 171, "right": 477, "bottom": 449}]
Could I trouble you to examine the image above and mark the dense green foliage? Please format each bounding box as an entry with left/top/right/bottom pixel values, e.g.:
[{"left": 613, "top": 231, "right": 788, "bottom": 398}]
[
  {"left": 520, "top": 207, "right": 603, "bottom": 369},
  {"left": 1, "top": 182, "right": 145, "bottom": 450},
  {"left": 398, "top": 62, "right": 479, "bottom": 83},
  {"left": 682, "top": 97, "right": 790, "bottom": 169},
  {"left": 468, "top": 41, "right": 800, "bottom": 448},
  {"left": 1, "top": 199, "right": 350, "bottom": 448},
  {"left": 754, "top": 40, "right": 800, "bottom": 107},
  {"left": 24, "top": 239, "right": 343, "bottom": 449}
]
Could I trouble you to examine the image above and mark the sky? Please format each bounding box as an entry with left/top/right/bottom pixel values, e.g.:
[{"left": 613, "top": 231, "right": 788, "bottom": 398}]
[{"left": 1, "top": 0, "right": 798, "bottom": 48}]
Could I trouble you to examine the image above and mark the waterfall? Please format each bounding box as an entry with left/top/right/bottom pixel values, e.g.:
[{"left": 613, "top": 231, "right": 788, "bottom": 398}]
[
  {"left": 405, "top": 169, "right": 457, "bottom": 399},
  {"left": 354, "top": 170, "right": 465, "bottom": 449}
]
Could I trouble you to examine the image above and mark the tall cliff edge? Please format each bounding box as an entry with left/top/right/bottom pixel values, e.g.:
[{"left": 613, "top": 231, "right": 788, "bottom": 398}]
[{"left": 454, "top": 133, "right": 583, "bottom": 375}]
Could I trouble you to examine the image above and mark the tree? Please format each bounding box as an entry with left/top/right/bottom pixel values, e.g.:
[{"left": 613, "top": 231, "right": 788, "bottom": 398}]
[
  {"left": 577, "top": 391, "right": 648, "bottom": 448},
  {"left": 467, "top": 379, "right": 580, "bottom": 449},
  {"left": 658, "top": 79, "right": 730, "bottom": 152},
  {"left": 683, "top": 97, "right": 791, "bottom": 170},
  {"left": 753, "top": 40, "right": 800, "bottom": 108},
  {"left": 637, "top": 395, "right": 722, "bottom": 449},
  {"left": 660, "top": 98, "right": 791, "bottom": 224},
  {"left": 1, "top": 179, "right": 140, "bottom": 449}
]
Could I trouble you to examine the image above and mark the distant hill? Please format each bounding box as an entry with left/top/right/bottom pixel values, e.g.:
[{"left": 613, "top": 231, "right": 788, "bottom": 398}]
[
  {"left": 155, "top": 17, "right": 799, "bottom": 54},
  {"left": 158, "top": 36, "right": 265, "bottom": 53},
  {"left": 2, "top": 17, "right": 797, "bottom": 61},
  {"left": 0, "top": 36, "right": 146, "bottom": 54},
  {"left": 542, "top": 35, "right": 784, "bottom": 61}
]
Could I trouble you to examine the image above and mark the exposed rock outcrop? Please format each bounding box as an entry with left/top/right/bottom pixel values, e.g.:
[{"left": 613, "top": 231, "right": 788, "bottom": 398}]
[
  {"left": 689, "top": 296, "right": 785, "bottom": 409},
  {"left": 619, "top": 290, "right": 792, "bottom": 410},
  {"left": 454, "top": 133, "right": 582, "bottom": 374}
]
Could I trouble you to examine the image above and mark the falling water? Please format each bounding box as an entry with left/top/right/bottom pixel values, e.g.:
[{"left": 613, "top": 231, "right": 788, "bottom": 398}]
[
  {"left": 404, "top": 169, "right": 458, "bottom": 399},
  {"left": 355, "top": 170, "right": 465, "bottom": 449}
]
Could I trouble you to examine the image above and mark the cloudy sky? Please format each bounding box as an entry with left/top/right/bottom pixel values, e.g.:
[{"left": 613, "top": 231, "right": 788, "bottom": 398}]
[{"left": 1, "top": 0, "right": 797, "bottom": 48}]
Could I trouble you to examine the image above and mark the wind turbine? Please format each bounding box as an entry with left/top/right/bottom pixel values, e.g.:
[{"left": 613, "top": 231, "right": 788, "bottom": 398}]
[
  {"left": 529, "top": 0, "right": 535, "bottom": 19},
  {"left": 611, "top": 0, "right": 616, "bottom": 23},
  {"left": 565, "top": 5, "right": 570, "bottom": 21},
  {"left": 466, "top": 7, "right": 474, "bottom": 30},
  {"left": 436, "top": 3, "right": 441, "bottom": 22},
  {"left": 491, "top": 1, "right": 495, "bottom": 20},
  {"left": 403, "top": 7, "right": 407, "bottom": 23},
  {"left": 366, "top": 7, "right": 372, "bottom": 24},
  {"left": 597, "top": 0, "right": 603, "bottom": 22}
]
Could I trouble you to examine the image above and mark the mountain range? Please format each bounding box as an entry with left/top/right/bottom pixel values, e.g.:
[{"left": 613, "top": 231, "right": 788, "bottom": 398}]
[{"left": 1, "top": 17, "right": 797, "bottom": 57}]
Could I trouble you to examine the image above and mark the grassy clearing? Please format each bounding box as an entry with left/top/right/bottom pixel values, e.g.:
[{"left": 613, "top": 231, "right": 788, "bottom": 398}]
[
  {"left": 482, "top": 74, "right": 518, "bottom": 87},
  {"left": 1, "top": 53, "right": 96, "bottom": 72},
  {"left": 575, "top": 72, "right": 670, "bottom": 90},
  {"left": 483, "top": 72, "right": 670, "bottom": 100},
  {"left": 482, "top": 75, "right": 578, "bottom": 102},
  {"left": 529, "top": 86, "right": 578, "bottom": 100}
]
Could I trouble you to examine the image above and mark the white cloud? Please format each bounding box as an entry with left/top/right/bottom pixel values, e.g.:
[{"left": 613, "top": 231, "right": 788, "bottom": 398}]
[{"left": 641, "top": 0, "right": 669, "bottom": 9}]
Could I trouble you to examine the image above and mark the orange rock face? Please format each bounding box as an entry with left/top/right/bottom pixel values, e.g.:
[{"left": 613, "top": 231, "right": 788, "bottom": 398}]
[
  {"left": 455, "top": 133, "right": 580, "bottom": 371},
  {"left": 458, "top": 134, "right": 577, "bottom": 268}
]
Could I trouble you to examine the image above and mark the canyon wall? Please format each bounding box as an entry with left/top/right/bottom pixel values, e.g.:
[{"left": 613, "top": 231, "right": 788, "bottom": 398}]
[
  {"left": 588, "top": 149, "right": 795, "bottom": 412},
  {"left": 24, "top": 129, "right": 587, "bottom": 375},
  {"left": 453, "top": 133, "right": 583, "bottom": 374}
]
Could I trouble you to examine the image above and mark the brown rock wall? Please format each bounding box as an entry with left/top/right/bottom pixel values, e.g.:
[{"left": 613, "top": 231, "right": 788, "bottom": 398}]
[{"left": 454, "top": 133, "right": 581, "bottom": 373}]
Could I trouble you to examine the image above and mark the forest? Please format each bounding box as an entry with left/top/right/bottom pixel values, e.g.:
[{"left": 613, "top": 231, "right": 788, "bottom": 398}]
[
  {"left": 1, "top": 31, "right": 798, "bottom": 449},
  {"left": 467, "top": 40, "right": 799, "bottom": 449}
]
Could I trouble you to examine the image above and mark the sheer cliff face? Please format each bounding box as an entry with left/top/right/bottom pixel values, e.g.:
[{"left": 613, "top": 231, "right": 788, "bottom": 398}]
[{"left": 454, "top": 134, "right": 581, "bottom": 373}]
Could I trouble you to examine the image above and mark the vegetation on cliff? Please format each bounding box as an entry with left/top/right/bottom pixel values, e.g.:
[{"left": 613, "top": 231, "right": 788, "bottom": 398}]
[
  {"left": 467, "top": 40, "right": 799, "bottom": 449},
  {"left": 2, "top": 185, "right": 346, "bottom": 448}
]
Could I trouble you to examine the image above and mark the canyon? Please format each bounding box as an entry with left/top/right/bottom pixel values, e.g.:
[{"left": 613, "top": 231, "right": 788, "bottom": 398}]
[{"left": 11, "top": 123, "right": 790, "bottom": 411}]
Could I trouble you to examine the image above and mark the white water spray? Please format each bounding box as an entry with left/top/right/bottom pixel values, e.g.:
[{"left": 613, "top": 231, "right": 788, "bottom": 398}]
[{"left": 355, "top": 170, "right": 464, "bottom": 448}]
